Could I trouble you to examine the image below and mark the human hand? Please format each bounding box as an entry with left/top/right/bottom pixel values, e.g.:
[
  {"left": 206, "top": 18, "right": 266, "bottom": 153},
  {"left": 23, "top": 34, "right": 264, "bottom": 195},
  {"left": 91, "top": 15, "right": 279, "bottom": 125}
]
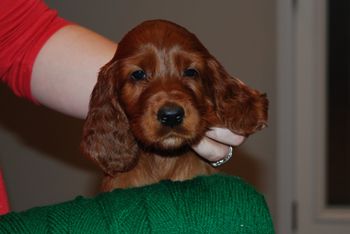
[{"left": 192, "top": 127, "right": 245, "bottom": 164}]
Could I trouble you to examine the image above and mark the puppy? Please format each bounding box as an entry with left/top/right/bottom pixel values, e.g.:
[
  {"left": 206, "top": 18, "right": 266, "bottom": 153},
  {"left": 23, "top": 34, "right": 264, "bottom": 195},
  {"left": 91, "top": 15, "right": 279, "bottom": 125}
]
[{"left": 81, "top": 20, "right": 268, "bottom": 191}]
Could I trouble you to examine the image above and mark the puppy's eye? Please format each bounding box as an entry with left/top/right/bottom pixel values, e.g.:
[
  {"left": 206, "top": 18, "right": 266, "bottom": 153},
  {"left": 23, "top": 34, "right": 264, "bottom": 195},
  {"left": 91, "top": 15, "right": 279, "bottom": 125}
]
[
  {"left": 130, "top": 70, "right": 147, "bottom": 81},
  {"left": 183, "top": 68, "right": 199, "bottom": 77}
]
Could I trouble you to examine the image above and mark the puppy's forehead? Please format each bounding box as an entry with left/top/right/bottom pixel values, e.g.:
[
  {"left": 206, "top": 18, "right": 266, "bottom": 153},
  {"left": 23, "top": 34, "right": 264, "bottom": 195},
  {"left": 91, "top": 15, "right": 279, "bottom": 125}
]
[
  {"left": 114, "top": 20, "right": 210, "bottom": 77},
  {"left": 129, "top": 43, "right": 204, "bottom": 76},
  {"left": 143, "top": 44, "right": 185, "bottom": 75}
]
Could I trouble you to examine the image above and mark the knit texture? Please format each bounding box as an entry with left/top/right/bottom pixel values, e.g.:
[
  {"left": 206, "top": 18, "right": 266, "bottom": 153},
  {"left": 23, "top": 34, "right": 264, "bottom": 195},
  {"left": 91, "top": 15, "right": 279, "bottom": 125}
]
[{"left": 0, "top": 174, "right": 274, "bottom": 233}]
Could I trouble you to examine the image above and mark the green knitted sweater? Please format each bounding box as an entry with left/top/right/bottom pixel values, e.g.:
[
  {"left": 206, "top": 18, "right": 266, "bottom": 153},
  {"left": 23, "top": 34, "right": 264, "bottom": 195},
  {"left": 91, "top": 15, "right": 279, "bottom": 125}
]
[{"left": 0, "top": 174, "right": 274, "bottom": 233}]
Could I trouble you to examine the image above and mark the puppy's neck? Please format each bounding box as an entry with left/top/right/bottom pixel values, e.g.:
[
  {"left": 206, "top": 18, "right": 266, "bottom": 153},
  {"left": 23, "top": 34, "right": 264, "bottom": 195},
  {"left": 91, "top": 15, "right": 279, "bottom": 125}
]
[{"left": 101, "top": 151, "right": 215, "bottom": 191}]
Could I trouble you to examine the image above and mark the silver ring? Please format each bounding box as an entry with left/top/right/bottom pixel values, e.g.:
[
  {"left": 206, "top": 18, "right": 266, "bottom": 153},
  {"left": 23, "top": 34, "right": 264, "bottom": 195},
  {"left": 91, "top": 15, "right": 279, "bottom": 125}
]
[{"left": 210, "top": 146, "right": 233, "bottom": 168}]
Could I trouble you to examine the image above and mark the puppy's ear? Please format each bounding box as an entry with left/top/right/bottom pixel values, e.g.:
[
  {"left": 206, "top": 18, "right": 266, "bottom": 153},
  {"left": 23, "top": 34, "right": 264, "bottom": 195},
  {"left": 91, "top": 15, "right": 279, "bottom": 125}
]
[
  {"left": 206, "top": 58, "right": 268, "bottom": 136},
  {"left": 81, "top": 61, "right": 138, "bottom": 176}
]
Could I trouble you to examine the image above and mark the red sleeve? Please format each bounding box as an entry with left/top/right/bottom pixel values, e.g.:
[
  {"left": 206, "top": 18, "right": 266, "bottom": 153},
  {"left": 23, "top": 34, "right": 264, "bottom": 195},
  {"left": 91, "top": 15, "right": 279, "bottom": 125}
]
[
  {"left": 0, "top": 170, "right": 9, "bottom": 215},
  {"left": 0, "top": 0, "right": 71, "bottom": 102}
]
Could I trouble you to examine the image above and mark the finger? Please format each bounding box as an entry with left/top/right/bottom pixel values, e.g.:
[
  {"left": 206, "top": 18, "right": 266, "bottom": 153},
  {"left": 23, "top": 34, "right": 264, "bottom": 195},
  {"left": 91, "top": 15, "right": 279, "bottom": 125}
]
[
  {"left": 192, "top": 136, "right": 232, "bottom": 162},
  {"left": 205, "top": 127, "right": 245, "bottom": 146}
]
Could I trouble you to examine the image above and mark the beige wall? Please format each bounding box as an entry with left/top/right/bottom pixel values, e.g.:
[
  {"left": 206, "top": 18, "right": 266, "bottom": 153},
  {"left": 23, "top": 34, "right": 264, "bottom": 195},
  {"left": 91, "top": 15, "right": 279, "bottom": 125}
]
[{"left": 0, "top": 0, "right": 276, "bottom": 222}]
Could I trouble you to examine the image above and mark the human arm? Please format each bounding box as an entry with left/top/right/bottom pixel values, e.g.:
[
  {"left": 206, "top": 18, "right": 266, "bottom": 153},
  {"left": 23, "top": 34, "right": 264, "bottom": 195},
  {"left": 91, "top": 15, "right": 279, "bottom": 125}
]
[{"left": 31, "top": 24, "right": 117, "bottom": 119}]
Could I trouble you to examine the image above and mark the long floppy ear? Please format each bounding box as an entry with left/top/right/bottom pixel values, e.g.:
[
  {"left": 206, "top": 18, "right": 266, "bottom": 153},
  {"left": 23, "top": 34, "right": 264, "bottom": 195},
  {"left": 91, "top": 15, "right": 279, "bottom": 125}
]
[
  {"left": 206, "top": 58, "right": 268, "bottom": 136},
  {"left": 80, "top": 61, "right": 138, "bottom": 176}
]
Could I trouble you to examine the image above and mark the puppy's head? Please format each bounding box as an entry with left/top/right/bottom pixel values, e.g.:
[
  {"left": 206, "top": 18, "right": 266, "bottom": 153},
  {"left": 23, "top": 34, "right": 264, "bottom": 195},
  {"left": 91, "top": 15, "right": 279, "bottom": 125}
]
[{"left": 81, "top": 20, "right": 268, "bottom": 176}]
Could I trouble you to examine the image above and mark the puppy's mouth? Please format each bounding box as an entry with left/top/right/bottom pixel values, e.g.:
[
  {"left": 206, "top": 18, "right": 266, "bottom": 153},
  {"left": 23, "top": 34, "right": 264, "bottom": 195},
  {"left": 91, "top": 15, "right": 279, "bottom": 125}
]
[
  {"left": 158, "top": 132, "right": 193, "bottom": 149},
  {"left": 137, "top": 132, "right": 193, "bottom": 157},
  {"left": 151, "top": 104, "right": 194, "bottom": 148},
  {"left": 131, "top": 101, "right": 204, "bottom": 153},
  {"left": 136, "top": 129, "right": 198, "bottom": 154}
]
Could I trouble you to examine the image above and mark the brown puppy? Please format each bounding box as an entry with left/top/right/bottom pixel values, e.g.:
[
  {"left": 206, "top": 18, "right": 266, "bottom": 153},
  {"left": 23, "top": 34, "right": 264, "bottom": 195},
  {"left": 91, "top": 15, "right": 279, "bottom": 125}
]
[{"left": 81, "top": 20, "right": 268, "bottom": 191}]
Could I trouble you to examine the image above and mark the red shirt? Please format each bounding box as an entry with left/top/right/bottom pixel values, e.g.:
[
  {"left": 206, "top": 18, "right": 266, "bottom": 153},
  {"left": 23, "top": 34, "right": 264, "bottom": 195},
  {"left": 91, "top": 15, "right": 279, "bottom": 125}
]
[
  {"left": 0, "top": 0, "right": 70, "bottom": 214},
  {"left": 0, "top": 171, "right": 9, "bottom": 215},
  {"left": 0, "top": 0, "right": 70, "bottom": 102}
]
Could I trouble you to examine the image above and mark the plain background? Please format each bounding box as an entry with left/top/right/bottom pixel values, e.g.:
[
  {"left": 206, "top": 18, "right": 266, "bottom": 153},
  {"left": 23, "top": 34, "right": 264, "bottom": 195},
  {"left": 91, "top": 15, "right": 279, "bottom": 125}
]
[{"left": 0, "top": 0, "right": 277, "bottom": 224}]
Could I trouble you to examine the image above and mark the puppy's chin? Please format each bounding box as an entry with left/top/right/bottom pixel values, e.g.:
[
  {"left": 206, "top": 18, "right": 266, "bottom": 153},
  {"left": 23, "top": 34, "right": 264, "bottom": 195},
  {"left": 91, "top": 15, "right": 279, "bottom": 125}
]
[
  {"left": 140, "top": 136, "right": 187, "bottom": 151},
  {"left": 159, "top": 136, "right": 186, "bottom": 149}
]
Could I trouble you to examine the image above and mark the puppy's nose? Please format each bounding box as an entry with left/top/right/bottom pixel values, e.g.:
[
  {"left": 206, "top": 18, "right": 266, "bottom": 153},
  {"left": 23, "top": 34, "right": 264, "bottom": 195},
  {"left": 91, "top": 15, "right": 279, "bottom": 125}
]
[{"left": 157, "top": 105, "right": 185, "bottom": 127}]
